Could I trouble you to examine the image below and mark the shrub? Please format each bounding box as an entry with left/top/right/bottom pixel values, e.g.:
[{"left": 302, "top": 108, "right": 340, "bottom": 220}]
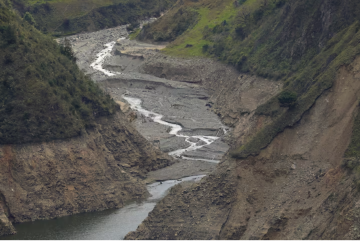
[
  {"left": 4, "top": 25, "right": 17, "bottom": 44},
  {"left": 235, "top": 26, "right": 246, "bottom": 39},
  {"left": 202, "top": 44, "right": 209, "bottom": 52},
  {"left": 126, "top": 21, "right": 140, "bottom": 32},
  {"left": 23, "top": 12, "right": 36, "bottom": 25},
  {"left": 277, "top": 90, "right": 297, "bottom": 107},
  {"left": 60, "top": 38, "right": 76, "bottom": 62},
  {"left": 4, "top": 53, "right": 13, "bottom": 64}
]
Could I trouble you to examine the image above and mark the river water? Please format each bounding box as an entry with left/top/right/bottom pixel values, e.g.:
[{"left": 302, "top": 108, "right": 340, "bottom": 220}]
[{"left": 2, "top": 176, "right": 204, "bottom": 240}]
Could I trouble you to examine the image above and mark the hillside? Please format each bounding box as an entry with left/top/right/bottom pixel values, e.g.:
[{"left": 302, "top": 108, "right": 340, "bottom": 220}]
[
  {"left": 125, "top": 0, "right": 360, "bottom": 239},
  {"left": 11, "top": 0, "right": 176, "bottom": 35},
  {"left": 0, "top": 0, "right": 118, "bottom": 144}
]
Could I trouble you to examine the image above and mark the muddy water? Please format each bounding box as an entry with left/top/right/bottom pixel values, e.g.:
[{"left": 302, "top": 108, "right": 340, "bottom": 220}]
[{"left": 2, "top": 176, "right": 204, "bottom": 240}]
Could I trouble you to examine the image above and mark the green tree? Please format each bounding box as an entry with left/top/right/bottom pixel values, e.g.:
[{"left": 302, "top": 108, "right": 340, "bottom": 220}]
[
  {"left": 60, "top": 38, "right": 76, "bottom": 62},
  {"left": 24, "top": 12, "right": 36, "bottom": 26},
  {"left": 278, "top": 90, "right": 297, "bottom": 107}
]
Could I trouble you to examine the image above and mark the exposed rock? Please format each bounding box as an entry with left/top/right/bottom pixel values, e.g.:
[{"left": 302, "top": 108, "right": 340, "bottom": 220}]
[{"left": 0, "top": 207, "right": 15, "bottom": 236}]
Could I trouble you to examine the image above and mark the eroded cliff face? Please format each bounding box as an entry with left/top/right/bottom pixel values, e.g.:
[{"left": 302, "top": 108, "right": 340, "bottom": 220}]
[
  {"left": 126, "top": 56, "right": 360, "bottom": 239},
  {"left": 0, "top": 110, "right": 172, "bottom": 236}
]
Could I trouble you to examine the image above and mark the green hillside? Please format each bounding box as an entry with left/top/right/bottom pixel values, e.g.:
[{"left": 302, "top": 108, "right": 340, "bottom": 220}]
[
  {"left": 11, "top": 0, "right": 176, "bottom": 35},
  {"left": 0, "top": 0, "right": 117, "bottom": 144},
  {"left": 139, "top": 0, "right": 360, "bottom": 158}
]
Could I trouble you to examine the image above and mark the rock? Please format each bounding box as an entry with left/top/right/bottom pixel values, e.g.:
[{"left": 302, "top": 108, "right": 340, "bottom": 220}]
[
  {"left": 0, "top": 209, "right": 16, "bottom": 236},
  {"left": 188, "top": 137, "right": 200, "bottom": 143},
  {"left": 120, "top": 163, "right": 131, "bottom": 168}
]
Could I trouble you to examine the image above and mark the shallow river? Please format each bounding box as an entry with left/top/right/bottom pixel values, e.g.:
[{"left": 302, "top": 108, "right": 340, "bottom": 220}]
[{"left": 123, "top": 96, "right": 224, "bottom": 162}]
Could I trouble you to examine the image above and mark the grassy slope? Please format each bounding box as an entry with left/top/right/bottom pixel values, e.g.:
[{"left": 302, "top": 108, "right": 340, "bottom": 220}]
[
  {"left": 12, "top": 0, "right": 176, "bottom": 35},
  {"left": 140, "top": 0, "right": 360, "bottom": 158},
  {"left": 0, "top": 0, "right": 117, "bottom": 144}
]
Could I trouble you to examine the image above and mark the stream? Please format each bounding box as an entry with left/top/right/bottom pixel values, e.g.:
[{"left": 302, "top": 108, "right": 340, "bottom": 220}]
[{"left": 123, "top": 96, "right": 223, "bottom": 163}]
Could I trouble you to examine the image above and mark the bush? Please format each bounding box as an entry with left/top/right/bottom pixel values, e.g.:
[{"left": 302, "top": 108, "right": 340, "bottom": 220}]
[
  {"left": 277, "top": 90, "right": 297, "bottom": 107},
  {"left": 202, "top": 44, "right": 209, "bottom": 53},
  {"left": 235, "top": 26, "right": 246, "bottom": 39},
  {"left": 4, "top": 25, "right": 17, "bottom": 44},
  {"left": 23, "top": 12, "right": 36, "bottom": 25},
  {"left": 60, "top": 38, "right": 76, "bottom": 62},
  {"left": 126, "top": 21, "right": 140, "bottom": 32},
  {"left": 253, "top": 8, "right": 264, "bottom": 22},
  {"left": 3, "top": 53, "right": 13, "bottom": 64}
]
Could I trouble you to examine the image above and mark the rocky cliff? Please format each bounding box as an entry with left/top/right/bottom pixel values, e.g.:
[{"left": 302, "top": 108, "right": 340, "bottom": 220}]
[{"left": 0, "top": 110, "right": 172, "bottom": 236}]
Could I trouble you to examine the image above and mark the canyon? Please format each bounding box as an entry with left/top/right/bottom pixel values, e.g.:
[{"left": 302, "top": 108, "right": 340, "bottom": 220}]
[{"left": 2, "top": 0, "right": 360, "bottom": 239}]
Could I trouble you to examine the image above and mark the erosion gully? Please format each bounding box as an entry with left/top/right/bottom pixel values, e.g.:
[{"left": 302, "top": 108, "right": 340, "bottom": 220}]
[{"left": 4, "top": 24, "right": 229, "bottom": 240}]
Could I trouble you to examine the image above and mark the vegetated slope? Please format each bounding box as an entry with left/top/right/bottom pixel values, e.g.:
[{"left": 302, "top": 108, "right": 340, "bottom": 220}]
[
  {"left": 125, "top": 0, "right": 360, "bottom": 239},
  {"left": 0, "top": 0, "right": 118, "bottom": 144},
  {"left": 137, "top": 6, "right": 199, "bottom": 42},
  {"left": 11, "top": 0, "right": 176, "bottom": 35}
]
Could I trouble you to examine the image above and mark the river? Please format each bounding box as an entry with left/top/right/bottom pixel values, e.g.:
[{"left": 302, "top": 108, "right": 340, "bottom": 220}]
[
  {"left": 2, "top": 25, "right": 229, "bottom": 239},
  {"left": 3, "top": 176, "right": 204, "bottom": 240}
]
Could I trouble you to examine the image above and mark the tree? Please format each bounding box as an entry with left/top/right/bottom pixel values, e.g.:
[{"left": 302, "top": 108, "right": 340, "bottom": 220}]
[
  {"left": 60, "top": 38, "right": 76, "bottom": 62},
  {"left": 5, "top": 25, "right": 17, "bottom": 44},
  {"left": 237, "top": 6, "right": 250, "bottom": 24},
  {"left": 24, "top": 12, "right": 36, "bottom": 26},
  {"left": 278, "top": 90, "right": 297, "bottom": 107},
  {"left": 202, "top": 44, "right": 209, "bottom": 53},
  {"left": 235, "top": 26, "right": 246, "bottom": 39}
]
